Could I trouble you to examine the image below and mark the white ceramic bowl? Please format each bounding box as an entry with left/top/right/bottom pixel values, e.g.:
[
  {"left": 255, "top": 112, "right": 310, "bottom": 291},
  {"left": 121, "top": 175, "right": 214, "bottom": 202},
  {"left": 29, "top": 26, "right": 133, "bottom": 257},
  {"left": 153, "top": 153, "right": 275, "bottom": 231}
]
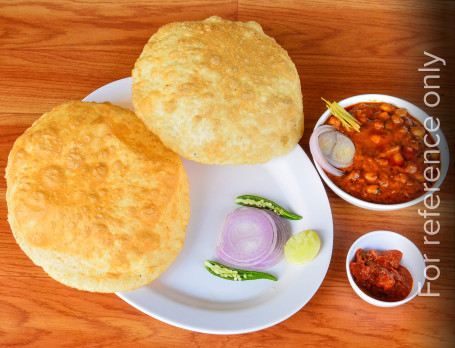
[
  {"left": 346, "top": 230, "right": 426, "bottom": 307},
  {"left": 312, "top": 94, "right": 450, "bottom": 211}
]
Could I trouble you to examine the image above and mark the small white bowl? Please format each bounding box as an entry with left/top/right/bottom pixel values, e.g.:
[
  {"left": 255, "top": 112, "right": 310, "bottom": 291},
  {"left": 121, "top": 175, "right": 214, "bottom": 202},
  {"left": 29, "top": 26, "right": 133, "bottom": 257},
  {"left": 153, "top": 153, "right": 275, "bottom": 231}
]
[
  {"left": 313, "top": 94, "right": 450, "bottom": 211},
  {"left": 346, "top": 231, "right": 426, "bottom": 307}
]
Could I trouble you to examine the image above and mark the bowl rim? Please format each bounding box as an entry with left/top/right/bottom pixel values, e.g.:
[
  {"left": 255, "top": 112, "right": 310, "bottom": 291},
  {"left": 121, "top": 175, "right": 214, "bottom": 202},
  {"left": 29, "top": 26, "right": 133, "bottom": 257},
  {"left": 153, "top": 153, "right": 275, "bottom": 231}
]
[
  {"left": 345, "top": 230, "right": 426, "bottom": 307},
  {"left": 312, "top": 93, "right": 450, "bottom": 211}
]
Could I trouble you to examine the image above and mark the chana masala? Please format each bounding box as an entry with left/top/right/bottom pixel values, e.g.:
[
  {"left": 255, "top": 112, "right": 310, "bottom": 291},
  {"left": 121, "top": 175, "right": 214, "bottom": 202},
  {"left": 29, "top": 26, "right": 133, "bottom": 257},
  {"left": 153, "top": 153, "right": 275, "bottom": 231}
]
[{"left": 322, "top": 102, "right": 440, "bottom": 204}]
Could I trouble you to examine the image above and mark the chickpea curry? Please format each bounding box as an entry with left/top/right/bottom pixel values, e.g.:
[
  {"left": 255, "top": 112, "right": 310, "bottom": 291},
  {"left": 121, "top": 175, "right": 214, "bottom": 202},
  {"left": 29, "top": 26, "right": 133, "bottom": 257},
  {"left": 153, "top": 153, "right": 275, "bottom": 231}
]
[
  {"left": 323, "top": 102, "right": 440, "bottom": 204},
  {"left": 349, "top": 248, "right": 413, "bottom": 302}
]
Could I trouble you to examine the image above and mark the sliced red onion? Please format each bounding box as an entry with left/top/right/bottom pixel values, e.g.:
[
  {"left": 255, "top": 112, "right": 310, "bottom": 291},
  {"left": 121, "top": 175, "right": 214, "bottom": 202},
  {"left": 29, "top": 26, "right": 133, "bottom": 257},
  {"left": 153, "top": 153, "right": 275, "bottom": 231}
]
[
  {"left": 252, "top": 211, "right": 291, "bottom": 268},
  {"left": 309, "top": 125, "right": 355, "bottom": 176},
  {"left": 320, "top": 130, "right": 355, "bottom": 168},
  {"left": 216, "top": 207, "right": 289, "bottom": 269},
  {"left": 217, "top": 208, "right": 276, "bottom": 264}
]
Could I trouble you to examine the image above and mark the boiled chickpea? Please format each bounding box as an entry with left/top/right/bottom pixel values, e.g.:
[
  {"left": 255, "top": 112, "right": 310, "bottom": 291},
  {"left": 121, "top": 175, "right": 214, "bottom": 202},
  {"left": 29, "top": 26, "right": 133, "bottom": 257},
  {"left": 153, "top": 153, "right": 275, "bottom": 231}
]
[
  {"left": 398, "top": 127, "right": 408, "bottom": 135},
  {"left": 362, "top": 160, "right": 378, "bottom": 172},
  {"left": 328, "top": 116, "right": 341, "bottom": 128},
  {"left": 355, "top": 110, "right": 366, "bottom": 118},
  {"left": 395, "top": 173, "right": 408, "bottom": 183},
  {"left": 370, "top": 134, "right": 382, "bottom": 144},
  {"left": 356, "top": 112, "right": 368, "bottom": 124},
  {"left": 372, "top": 120, "right": 385, "bottom": 130},
  {"left": 391, "top": 115, "right": 403, "bottom": 125},
  {"left": 405, "top": 163, "right": 417, "bottom": 173},
  {"left": 346, "top": 171, "right": 360, "bottom": 181},
  {"left": 403, "top": 145, "right": 415, "bottom": 154},
  {"left": 364, "top": 172, "right": 378, "bottom": 183},
  {"left": 395, "top": 108, "right": 407, "bottom": 116},
  {"left": 411, "top": 127, "right": 425, "bottom": 138},
  {"left": 380, "top": 103, "right": 394, "bottom": 113},
  {"left": 381, "top": 145, "right": 400, "bottom": 157},
  {"left": 366, "top": 185, "right": 380, "bottom": 195},
  {"left": 379, "top": 178, "right": 389, "bottom": 187},
  {"left": 385, "top": 120, "right": 394, "bottom": 130},
  {"left": 378, "top": 111, "right": 390, "bottom": 121},
  {"left": 390, "top": 152, "right": 405, "bottom": 166}
]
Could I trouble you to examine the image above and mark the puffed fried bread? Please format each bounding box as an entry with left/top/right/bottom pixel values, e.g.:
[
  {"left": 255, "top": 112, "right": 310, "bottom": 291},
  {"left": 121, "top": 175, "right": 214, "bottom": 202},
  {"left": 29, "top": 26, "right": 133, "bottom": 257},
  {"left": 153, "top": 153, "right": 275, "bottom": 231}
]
[
  {"left": 5, "top": 101, "right": 190, "bottom": 292},
  {"left": 132, "top": 16, "right": 304, "bottom": 165}
]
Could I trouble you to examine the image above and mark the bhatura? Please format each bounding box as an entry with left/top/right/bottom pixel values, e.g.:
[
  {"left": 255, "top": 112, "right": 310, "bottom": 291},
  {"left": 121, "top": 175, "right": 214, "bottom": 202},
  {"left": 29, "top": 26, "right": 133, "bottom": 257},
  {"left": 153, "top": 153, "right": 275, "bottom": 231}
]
[
  {"left": 132, "top": 16, "right": 304, "bottom": 165},
  {"left": 5, "top": 101, "right": 190, "bottom": 292}
]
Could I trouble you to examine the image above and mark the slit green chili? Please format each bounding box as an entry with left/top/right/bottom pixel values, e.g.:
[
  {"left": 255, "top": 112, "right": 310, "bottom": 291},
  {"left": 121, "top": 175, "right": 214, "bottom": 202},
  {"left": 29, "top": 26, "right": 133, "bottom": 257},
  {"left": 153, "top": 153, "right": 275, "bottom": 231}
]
[
  {"left": 204, "top": 260, "right": 277, "bottom": 281},
  {"left": 235, "top": 195, "right": 302, "bottom": 220}
]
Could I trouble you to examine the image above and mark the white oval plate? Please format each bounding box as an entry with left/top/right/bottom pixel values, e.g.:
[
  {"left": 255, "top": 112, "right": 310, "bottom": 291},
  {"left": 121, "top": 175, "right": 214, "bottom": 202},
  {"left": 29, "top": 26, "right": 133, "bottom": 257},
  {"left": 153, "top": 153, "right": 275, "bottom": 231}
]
[{"left": 83, "top": 77, "right": 333, "bottom": 334}]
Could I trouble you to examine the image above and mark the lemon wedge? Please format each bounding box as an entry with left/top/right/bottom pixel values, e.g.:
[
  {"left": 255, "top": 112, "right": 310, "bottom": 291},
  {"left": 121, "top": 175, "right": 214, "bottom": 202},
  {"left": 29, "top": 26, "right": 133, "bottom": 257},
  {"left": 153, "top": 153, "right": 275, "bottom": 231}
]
[{"left": 284, "top": 230, "right": 321, "bottom": 264}]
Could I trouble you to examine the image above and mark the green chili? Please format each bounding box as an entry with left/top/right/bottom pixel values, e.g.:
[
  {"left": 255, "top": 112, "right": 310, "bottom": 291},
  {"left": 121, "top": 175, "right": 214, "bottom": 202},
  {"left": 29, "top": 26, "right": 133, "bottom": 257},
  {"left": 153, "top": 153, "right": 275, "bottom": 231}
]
[
  {"left": 204, "top": 260, "right": 277, "bottom": 281},
  {"left": 235, "top": 195, "right": 302, "bottom": 220}
]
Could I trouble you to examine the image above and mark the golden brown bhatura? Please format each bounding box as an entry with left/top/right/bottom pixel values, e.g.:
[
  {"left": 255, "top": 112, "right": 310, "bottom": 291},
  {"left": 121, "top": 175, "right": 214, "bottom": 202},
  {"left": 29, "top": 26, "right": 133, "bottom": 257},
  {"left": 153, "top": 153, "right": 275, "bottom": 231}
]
[
  {"left": 132, "top": 16, "right": 304, "bottom": 165},
  {"left": 5, "top": 101, "right": 190, "bottom": 292}
]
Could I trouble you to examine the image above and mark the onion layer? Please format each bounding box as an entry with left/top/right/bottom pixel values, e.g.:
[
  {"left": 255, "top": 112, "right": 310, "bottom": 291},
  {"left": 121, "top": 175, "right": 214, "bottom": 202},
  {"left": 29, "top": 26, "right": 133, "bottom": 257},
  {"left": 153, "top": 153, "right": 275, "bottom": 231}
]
[
  {"left": 309, "top": 125, "right": 355, "bottom": 176},
  {"left": 216, "top": 207, "right": 290, "bottom": 269}
]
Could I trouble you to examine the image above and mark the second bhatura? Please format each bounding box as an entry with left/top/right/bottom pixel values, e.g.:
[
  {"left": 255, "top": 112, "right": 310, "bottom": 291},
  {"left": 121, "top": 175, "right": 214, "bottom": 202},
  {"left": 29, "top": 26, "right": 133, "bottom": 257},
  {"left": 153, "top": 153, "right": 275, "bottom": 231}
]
[{"left": 132, "top": 16, "right": 304, "bottom": 165}]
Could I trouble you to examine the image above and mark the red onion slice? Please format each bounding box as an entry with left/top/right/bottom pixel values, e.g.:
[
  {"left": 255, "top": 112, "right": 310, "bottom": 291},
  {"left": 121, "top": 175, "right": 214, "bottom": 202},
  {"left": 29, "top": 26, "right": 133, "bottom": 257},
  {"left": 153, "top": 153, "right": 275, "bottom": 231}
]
[
  {"left": 319, "top": 130, "right": 355, "bottom": 168},
  {"left": 310, "top": 125, "right": 347, "bottom": 176},
  {"left": 252, "top": 211, "right": 291, "bottom": 269},
  {"left": 216, "top": 207, "right": 289, "bottom": 269},
  {"left": 217, "top": 208, "right": 276, "bottom": 265}
]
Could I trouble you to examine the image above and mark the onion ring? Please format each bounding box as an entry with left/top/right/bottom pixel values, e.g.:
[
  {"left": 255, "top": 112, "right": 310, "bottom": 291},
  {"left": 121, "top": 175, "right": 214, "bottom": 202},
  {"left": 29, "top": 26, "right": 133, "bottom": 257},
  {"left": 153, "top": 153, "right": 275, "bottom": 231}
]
[
  {"left": 216, "top": 207, "right": 289, "bottom": 269},
  {"left": 309, "top": 125, "right": 355, "bottom": 176}
]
